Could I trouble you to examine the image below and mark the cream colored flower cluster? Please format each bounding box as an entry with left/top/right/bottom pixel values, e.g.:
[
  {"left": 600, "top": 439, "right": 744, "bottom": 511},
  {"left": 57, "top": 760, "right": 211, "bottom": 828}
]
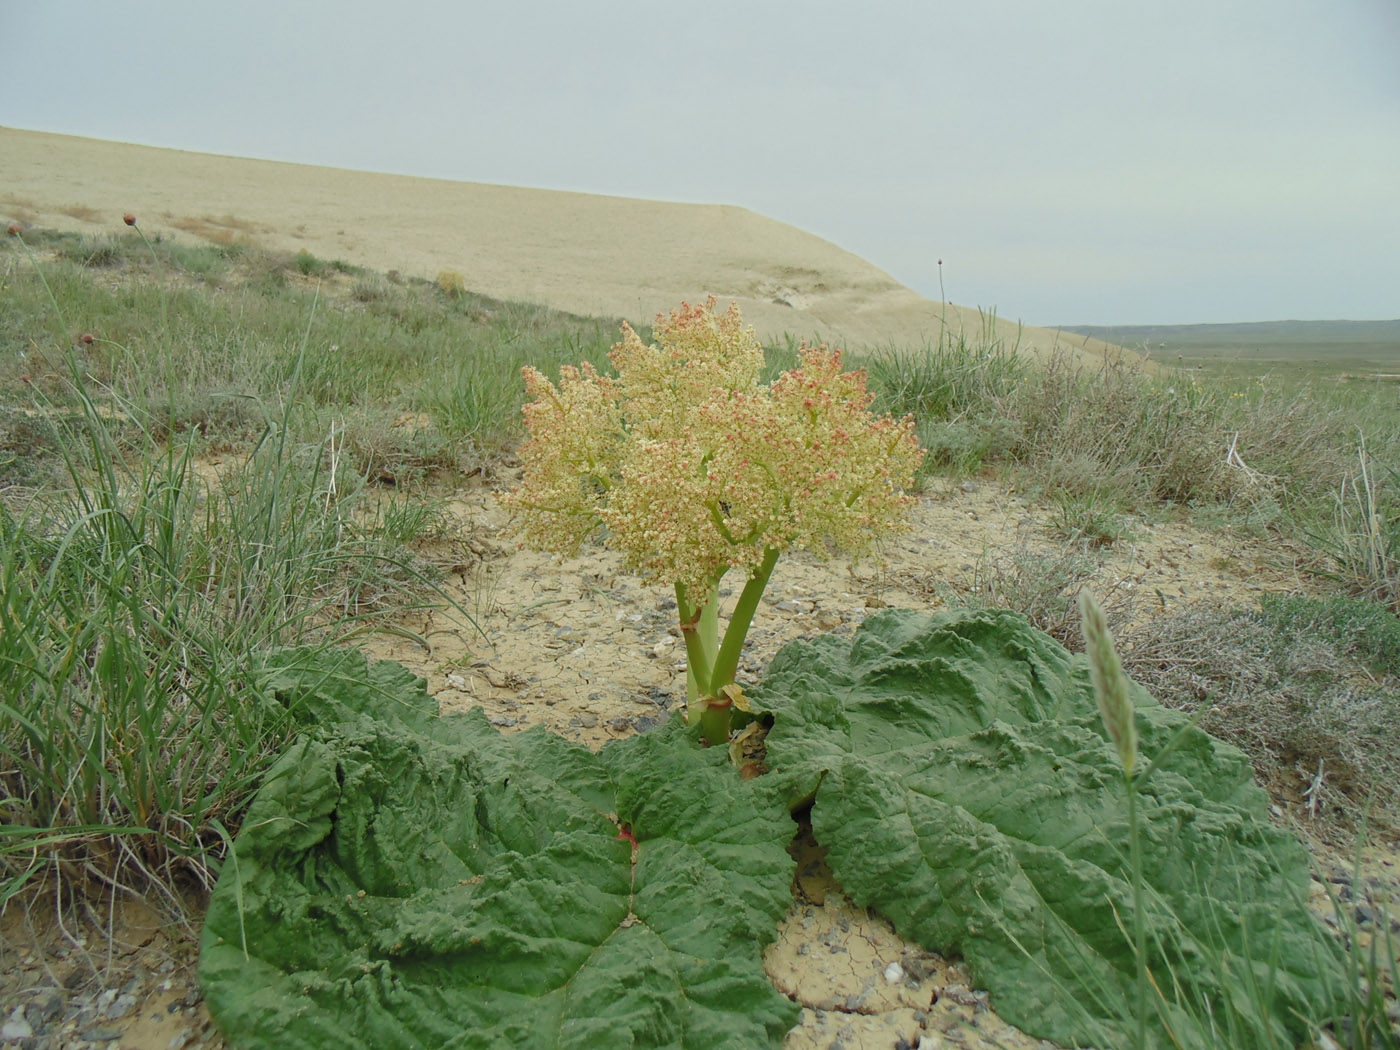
[{"left": 506, "top": 297, "right": 923, "bottom": 599}]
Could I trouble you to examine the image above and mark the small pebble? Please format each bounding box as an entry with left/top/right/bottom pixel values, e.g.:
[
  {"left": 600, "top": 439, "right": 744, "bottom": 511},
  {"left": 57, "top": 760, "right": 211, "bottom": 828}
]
[
  {"left": 2, "top": 1006, "right": 34, "bottom": 1041},
  {"left": 105, "top": 992, "right": 138, "bottom": 1021},
  {"left": 27, "top": 994, "right": 63, "bottom": 1027}
]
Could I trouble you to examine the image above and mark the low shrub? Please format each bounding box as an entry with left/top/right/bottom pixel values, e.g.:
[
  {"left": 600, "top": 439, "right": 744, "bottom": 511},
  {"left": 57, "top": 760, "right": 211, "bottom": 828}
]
[
  {"left": 1259, "top": 592, "right": 1400, "bottom": 677},
  {"left": 1124, "top": 601, "right": 1400, "bottom": 827}
]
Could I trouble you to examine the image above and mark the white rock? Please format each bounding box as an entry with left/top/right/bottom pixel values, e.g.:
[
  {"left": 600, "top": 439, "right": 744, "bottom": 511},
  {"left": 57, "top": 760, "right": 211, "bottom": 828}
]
[
  {"left": 2, "top": 1006, "right": 33, "bottom": 1040},
  {"left": 883, "top": 961, "right": 905, "bottom": 984}
]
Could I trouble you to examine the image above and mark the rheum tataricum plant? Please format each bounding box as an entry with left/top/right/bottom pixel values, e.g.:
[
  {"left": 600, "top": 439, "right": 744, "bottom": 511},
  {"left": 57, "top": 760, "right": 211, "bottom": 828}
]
[{"left": 505, "top": 297, "right": 924, "bottom": 746}]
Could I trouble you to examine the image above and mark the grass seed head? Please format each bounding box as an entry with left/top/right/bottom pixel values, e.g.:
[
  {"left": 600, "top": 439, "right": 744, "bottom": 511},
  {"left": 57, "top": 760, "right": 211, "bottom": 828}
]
[{"left": 1079, "top": 588, "right": 1138, "bottom": 775}]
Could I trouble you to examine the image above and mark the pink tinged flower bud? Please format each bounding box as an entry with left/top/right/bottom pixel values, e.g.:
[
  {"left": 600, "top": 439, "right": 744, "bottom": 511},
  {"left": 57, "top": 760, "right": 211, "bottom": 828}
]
[
  {"left": 123, "top": 213, "right": 137, "bottom": 226},
  {"left": 79, "top": 333, "right": 95, "bottom": 345},
  {"left": 6, "top": 223, "right": 20, "bottom": 236}
]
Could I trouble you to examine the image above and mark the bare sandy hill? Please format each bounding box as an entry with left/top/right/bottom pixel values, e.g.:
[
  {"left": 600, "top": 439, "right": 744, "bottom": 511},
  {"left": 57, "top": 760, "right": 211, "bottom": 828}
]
[{"left": 2, "top": 125, "right": 1124, "bottom": 363}]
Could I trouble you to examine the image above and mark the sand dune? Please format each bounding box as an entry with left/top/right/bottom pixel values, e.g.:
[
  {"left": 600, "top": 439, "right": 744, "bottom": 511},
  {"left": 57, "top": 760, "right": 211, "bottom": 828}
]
[{"left": 3, "top": 126, "right": 1124, "bottom": 363}]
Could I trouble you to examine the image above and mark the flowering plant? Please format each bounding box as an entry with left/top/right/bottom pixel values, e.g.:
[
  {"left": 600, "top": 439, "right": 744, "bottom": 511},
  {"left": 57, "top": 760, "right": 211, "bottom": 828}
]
[{"left": 505, "top": 297, "right": 924, "bottom": 745}]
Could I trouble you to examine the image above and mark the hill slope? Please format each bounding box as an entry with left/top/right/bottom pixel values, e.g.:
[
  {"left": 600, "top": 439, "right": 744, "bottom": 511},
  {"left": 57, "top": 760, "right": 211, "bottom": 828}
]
[{"left": 2, "top": 126, "right": 1127, "bottom": 364}]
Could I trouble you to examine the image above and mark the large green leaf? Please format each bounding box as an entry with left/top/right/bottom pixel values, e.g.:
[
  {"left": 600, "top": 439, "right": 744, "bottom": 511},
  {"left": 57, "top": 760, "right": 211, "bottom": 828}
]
[
  {"left": 753, "top": 608, "right": 1345, "bottom": 1050},
  {"left": 201, "top": 650, "right": 798, "bottom": 1050}
]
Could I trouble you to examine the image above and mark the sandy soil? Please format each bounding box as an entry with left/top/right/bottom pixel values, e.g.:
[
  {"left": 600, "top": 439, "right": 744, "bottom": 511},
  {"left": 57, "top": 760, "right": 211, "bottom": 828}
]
[{"left": 1, "top": 126, "right": 1128, "bottom": 365}]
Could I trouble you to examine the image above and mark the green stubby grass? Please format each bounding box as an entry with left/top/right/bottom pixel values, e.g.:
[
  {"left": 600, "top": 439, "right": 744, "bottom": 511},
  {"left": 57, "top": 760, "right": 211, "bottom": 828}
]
[
  {"left": 2, "top": 227, "right": 618, "bottom": 482},
  {"left": 853, "top": 326, "right": 1398, "bottom": 607},
  {"left": 0, "top": 368, "right": 457, "bottom": 901},
  {"left": 2, "top": 227, "right": 513, "bottom": 900}
]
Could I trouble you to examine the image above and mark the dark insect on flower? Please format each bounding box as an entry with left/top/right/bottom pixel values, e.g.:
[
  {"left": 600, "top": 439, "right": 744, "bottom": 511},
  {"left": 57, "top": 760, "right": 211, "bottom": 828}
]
[{"left": 123, "top": 213, "right": 137, "bottom": 226}]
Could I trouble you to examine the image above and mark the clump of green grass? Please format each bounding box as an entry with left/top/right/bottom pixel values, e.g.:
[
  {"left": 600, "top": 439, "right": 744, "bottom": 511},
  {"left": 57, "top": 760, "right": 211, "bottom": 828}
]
[
  {"left": 1050, "top": 486, "right": 1132, "bottom": 547},
  {"left": 1298, "top": 441, "right": 1400, "bottom": 611},
  {"left": 855, "top": 324, "right": 1398, "bottom": 604},
  {"left": 2, "top": 224, "right": 620, "bottom": 484},
  {"left": 1, "top": 226, "right": 472, "bottom": 906},
  {"left": 3, "top": 223, "right": 630, "bottom": 895},
  {"left": 864, "top": 324, "right": 1026, "bottom": 479},
  {"left": 292, "top": 248, "right": 331, "bottom": 277},
  {"left": 0, "top": 369, "right": 449, "bottom": 904},
  {"left": 14, "top": 225, "right": 246, "bottom": 286},
  {"left": 865, "top": 326, "right": 1028, "bottom": 422}
]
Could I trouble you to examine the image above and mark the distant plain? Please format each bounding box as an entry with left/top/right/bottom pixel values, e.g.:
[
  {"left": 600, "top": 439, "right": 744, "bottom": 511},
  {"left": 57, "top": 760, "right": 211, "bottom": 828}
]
[{"left": 1063, "top": 319, "right": 1400, "bottom": 380}]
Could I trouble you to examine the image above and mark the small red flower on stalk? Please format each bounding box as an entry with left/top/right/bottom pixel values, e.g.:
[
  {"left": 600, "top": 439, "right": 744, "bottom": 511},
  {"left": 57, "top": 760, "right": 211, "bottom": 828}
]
[
  {"left": 123, "top": 213, "right": 137, "bottom": 226},
  {"left": 6, "top": 223, "right": 20, "bottom": 236},
  {"left": 79, "top": 333, "right": 95, "bottom": 345}
]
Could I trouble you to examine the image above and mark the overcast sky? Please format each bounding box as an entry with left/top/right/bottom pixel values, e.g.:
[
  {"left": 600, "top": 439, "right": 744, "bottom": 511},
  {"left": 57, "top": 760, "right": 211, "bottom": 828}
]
[{"left": 3, "top": 1, "right": 1397, "bottom": 324}]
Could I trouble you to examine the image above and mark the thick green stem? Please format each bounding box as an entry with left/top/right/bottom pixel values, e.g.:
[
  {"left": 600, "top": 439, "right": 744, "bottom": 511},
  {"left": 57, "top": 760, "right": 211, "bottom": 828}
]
[
  {"left": 676, "top": 549, "right": 782, "bottom": 746},
  {"left": 710, "top": 547, "right": 781, "bottom": 696},
  {"left": 676, "top": 579, "right": 720, "bottom": 701},
  {"left": 699, "top": 694, "right": 732, "bottom": 751},
  {"left": 698, "top": 597, "right": 719, "bottom": 692}
]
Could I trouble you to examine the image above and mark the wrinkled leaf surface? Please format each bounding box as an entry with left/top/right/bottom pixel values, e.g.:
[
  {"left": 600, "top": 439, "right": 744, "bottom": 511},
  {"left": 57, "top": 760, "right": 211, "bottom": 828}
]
[
  {"left": 754, "top": 608, "right": 1343, "bottom": 1050},
  {"left": 201, "top": 651, "right": 797, "bottom": 1050}
]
